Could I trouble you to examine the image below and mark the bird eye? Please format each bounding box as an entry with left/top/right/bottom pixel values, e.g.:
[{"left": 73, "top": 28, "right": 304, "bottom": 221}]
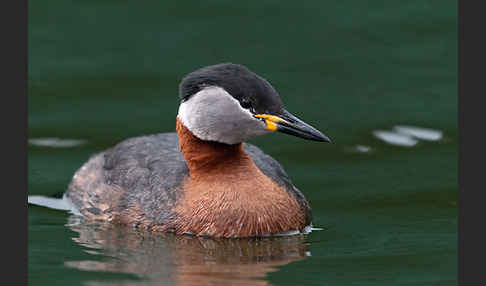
[{"left": 240, "top": 100, "right": 252, "bottom": 110}]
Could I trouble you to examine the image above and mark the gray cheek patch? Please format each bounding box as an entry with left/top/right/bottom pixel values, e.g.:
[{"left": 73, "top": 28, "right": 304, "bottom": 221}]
[{"left": 177, "top": 86, "right": 271, "bottom": 144}]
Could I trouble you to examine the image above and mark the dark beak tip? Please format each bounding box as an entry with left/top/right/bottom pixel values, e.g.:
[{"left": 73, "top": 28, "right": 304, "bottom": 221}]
[
  {"left": 322, "top": 137, "right": 332, "bottom": 143},
  {"left": 270, "top": 109, "right": 332, "bottom": 143},
  {"left": 317, "top": 133, "right": 332, "bottom": 143}
]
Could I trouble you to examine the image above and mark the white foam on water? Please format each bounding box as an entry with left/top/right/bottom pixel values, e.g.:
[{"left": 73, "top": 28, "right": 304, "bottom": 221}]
[
  {"left": 344, "top": 145, "right": 373, "bottom": 154},
  {"left": 28, "top": 194, "right": 82, "bottom": 215},
  {"left": 355, "top": 145, "right": 372, "bottom": 153},
  {"left": 373, "top": 125, "right": 444, "bottom": 147},
  {"left": 257, "top": 224, "right": 320, "bottom": 237},
  {"left": 273, "top": 229, "right": 301, "bottom": 236},
  {"left": 372, "top": 130, "right": 418, "bottom": 147},
  {"left": 28, "top": 195, "right": 71, "bottom": 210},
  {"left": 28, "top": 137, "right": 87, "bottom": 148},
  {"left": 393, "top": 125, "right": 443, "bottom": 141},
  {"left": 83, "top": 250, "right": 101, "bottom": 256}
]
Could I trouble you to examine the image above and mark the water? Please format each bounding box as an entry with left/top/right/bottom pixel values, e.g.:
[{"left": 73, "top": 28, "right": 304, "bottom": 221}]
[{"left": 28, "top": 1, "right": 457, "bottom": 285}]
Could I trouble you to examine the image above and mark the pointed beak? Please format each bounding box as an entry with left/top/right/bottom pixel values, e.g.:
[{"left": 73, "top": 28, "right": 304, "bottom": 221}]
[{"left": 254, "top": 109, "right": 331, "bottom": 142}]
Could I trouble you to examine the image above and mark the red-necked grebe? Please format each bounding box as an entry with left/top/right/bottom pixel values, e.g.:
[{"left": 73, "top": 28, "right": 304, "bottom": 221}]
[{"left": 64, "top": 63, "right": 331, "bottom": 238}]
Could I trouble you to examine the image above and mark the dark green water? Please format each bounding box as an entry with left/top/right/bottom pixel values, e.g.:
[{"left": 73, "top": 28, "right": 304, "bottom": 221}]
[{"left": 28, "top": 1, "right": 457, "bottom": 285}]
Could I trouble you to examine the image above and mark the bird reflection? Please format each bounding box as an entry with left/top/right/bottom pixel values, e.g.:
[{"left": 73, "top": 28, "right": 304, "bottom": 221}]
[{"left": 64, "top": 216, "right": 310, "bottom": 286}]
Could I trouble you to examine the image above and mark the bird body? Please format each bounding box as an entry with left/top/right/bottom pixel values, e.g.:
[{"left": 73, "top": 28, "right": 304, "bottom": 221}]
[{"left": 64, "top": 63, "right": 330, "bottom": 238}]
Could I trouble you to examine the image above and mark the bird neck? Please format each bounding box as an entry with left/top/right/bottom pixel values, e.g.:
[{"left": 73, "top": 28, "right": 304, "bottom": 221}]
[{"left": 176, "top": 118, "right": 254, "bottom": 177}]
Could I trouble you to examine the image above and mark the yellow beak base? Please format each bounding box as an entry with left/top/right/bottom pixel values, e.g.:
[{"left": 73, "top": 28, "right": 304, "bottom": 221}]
[{"left": 253, "top": 114, "right": 287, "bottom": 131}]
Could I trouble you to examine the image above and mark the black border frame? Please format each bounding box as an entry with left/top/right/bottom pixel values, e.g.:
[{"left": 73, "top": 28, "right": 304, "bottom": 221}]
[
  {"left": 3, "top": 0, "right": 27, "bottom": 285},
  {"left": 458, "top": 0, "right": 484, "bottom": 285}
]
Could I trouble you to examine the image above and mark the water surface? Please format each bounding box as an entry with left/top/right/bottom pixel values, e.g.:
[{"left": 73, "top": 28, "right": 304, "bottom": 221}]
[{"left": 28, "top": 1, "right": 457, "bottom": 285}]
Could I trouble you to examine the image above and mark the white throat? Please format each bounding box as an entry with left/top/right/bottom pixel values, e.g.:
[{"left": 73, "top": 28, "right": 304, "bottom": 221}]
[{"left": 177, "top": 86, "right": 270, "bottom": 144}]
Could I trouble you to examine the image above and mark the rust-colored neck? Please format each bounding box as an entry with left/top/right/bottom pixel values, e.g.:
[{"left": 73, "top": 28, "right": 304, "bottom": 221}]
[
  {"left": 176, "top": 118, "right": 253, "bottom": 177},
  {"left": 169, "top": 118, "right": 308, "bottom": 237}
]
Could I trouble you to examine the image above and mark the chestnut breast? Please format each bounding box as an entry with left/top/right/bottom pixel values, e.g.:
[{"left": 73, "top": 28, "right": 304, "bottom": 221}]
[{"left": 169, "top": 119, "right": 308, "bottom": 237}]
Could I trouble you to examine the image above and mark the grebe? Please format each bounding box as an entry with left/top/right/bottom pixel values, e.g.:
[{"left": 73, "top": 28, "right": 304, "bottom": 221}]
[{"left": 64, "top": 63, "right": 331, "bottom": 238}]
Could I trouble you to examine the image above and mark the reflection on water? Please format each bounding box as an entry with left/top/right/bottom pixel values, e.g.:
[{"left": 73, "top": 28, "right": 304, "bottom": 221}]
[{"left": 65, "top": 216, "right": 310, "bottom": 286}]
